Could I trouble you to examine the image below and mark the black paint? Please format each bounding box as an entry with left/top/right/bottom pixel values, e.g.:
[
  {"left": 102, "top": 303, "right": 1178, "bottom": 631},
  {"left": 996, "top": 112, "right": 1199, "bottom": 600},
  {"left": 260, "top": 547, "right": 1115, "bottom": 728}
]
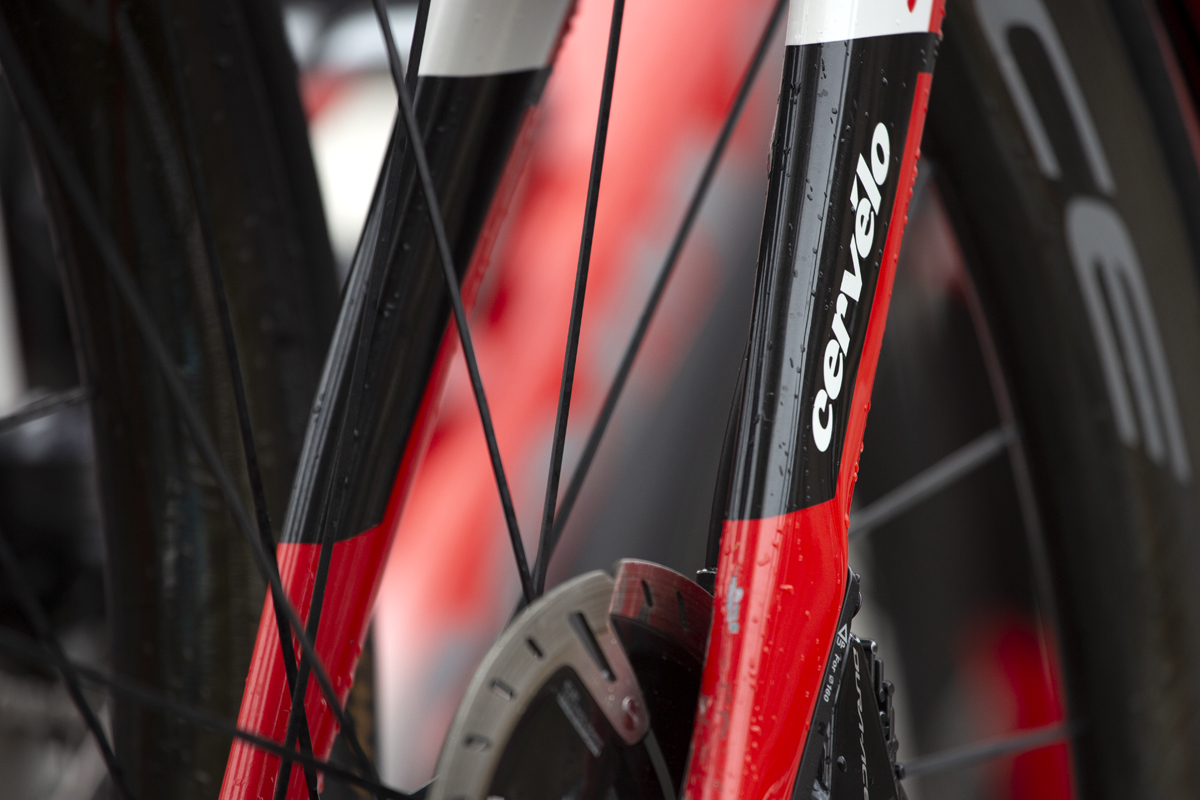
[{"left": 281, "top": 70, "right": 547, "bottom": 545}]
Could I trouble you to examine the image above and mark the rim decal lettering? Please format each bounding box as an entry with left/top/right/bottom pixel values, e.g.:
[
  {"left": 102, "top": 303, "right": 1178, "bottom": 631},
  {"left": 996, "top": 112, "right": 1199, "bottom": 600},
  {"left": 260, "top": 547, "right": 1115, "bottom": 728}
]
[{"left": 978, "top": 0, "right": 1191, "bottom": 483}]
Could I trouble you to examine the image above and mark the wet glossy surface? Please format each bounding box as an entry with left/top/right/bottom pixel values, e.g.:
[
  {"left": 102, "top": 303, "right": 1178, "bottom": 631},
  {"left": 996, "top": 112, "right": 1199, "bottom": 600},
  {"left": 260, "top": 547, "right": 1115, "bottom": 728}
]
[
  {"left": 280, "top": 69, "right": 546, "bottom": 546},
  {"left": 688, "top": 26, "right": 937, "bottom": 800},
  {"left": 722, "top": 34, "right": 938, "bottom": 521}
]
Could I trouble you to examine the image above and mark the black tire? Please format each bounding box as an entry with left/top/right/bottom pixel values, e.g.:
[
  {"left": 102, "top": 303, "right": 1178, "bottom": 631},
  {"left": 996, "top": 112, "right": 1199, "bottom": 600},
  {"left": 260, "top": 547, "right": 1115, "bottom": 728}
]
[
  {"left": 0, "top": 1, "right": 338, "bottom": 797},
  {"left": 923, "top": 0, "right": 1200, "bottom": 795}
]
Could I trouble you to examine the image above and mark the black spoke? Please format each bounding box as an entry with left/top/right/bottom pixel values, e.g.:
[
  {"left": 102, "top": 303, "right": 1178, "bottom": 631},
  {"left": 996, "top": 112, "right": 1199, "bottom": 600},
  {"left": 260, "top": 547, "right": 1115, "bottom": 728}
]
[
  {"left": 0, "top": 626, "right": 418, "bottom": 800},
  {"left": 0, "top": 528, "right": 135, "bottom": 800},
  {"left": 902, "top": 721, "right": 1076, "bottom": 778},
  {"left": 531, "top": 0, "right": 626, "bottom": 599},
  {"left": 0, "top": 385, "right": 91, "bottom": 435},
  {"left": 148, "top": 6, "right": 322, "bottom": 796},
  {"left": 406, "top": 0, "right": 431, "bottom": 93},
  {"left": 275, "top": 496, "right": 341, "bottom": 799},
  {"left": 0, "top": 18, "right": 375, "bottom": 784},
  {"left": 849, "top": 424, "right": 1015, "bottom": 541},
  {"left": 370, "top": 0, "right": 535, "bottom": 603},
  {"left": 542, "top": 0, "right": 788, "bottom": 573}
]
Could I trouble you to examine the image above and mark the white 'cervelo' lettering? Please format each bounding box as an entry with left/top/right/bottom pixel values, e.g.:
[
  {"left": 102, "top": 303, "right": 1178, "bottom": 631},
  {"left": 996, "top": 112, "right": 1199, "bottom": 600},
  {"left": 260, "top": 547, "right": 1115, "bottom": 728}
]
[{"left": 813, "top": 122, "right": 890, "bottom": 453}]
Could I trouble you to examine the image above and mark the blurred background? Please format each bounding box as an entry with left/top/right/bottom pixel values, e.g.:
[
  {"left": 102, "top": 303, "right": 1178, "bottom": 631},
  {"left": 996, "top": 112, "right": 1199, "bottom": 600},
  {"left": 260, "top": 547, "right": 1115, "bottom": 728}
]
[{"left": 0, "top": 1, "right": 1070, "bottom": 798}]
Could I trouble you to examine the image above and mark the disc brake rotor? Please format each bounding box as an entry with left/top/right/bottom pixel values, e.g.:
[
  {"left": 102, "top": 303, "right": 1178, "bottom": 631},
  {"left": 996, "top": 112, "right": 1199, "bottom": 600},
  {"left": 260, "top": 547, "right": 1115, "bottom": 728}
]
[{"left": 430, "top": 560, "right": 713, "bottom": 800}]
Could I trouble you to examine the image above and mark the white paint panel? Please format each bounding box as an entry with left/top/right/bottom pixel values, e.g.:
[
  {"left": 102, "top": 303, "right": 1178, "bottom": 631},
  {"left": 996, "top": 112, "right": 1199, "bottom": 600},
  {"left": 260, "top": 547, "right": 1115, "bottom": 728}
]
[
  {"left": 419, "top": 0, "right": 575, "bottom": 77},
  {"left": 787, "top": 0, "right": 937, "bottom": 45}
]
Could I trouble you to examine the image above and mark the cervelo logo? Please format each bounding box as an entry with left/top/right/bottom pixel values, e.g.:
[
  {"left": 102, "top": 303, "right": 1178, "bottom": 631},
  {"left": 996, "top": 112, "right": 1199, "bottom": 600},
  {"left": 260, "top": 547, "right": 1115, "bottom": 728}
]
[
  {"left": 977, "top": 0, "right": 1191, "bottom": 482},
  {"left": 812, "top": 123, "right": 890, "bottom": 453}
]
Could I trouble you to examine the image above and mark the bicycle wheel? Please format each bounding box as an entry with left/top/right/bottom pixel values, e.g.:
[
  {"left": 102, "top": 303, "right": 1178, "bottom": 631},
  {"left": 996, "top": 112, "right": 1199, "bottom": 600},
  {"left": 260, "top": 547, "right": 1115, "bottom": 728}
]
[
  {"left": 0, "top": 1, "right": 338, "bottom": 797},
  {"left": 903, "top": 0, "right": 1200, "bottom": 794}
]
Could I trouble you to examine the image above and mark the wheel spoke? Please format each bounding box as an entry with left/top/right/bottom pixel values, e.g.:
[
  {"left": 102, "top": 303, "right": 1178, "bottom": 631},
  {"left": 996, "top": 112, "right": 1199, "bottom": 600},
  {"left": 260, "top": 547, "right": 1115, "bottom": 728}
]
[
  {"left": 902, "top": 721, "right": 1075, "bottom": 778},
  {"left": 849, "top": 424, "right": 1016, "bottom": 541},
  {"left": 0, "top": 386, "right": 91, "bottom": 435},
  {"left": 0, "top": 19, "right": 372, "bottom": 783},
  {"left": 0, "top": 626, "right": 417, "bottom": 800},
  {"left": 543, "top": 0, "right": 788, "bottom": 572},
  {"left": 370, "top": 0, "right": 535, "bottom": 603},
  {"left": 0, "top": 527, "right": 136, "bottom": 800},
  {"left": 962, "top": 274, "right": 1066, "bottom": 685},
  {"left": 276, "top": 446, "right": 364, "bottom": 796},
  {"left": 531, "top": 0, "right": 626, "bottom": 598},
  {"left": 406, "top": 0, "right": 431, "bottom": 93}
]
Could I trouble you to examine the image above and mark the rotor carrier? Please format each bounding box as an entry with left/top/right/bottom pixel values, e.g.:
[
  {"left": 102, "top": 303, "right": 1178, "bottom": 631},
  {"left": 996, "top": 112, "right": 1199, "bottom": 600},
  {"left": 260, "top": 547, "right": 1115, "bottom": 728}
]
[{"left": 429, "top": 560, "right": 713, "bottom": 800}]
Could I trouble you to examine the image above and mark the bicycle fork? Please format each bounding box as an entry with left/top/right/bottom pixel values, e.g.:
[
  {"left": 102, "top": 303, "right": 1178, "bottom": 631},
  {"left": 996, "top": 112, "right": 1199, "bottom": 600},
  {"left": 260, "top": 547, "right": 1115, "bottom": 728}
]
[{"left": 687, "top": 4, "right": 943, "bottom": 798}]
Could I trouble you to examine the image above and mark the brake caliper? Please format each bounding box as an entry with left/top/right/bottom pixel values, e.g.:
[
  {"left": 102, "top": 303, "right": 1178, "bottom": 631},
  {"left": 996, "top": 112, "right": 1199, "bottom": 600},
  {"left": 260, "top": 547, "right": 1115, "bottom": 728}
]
[{"left": 795, "top": 573, "right": 907, "bottom": 800}]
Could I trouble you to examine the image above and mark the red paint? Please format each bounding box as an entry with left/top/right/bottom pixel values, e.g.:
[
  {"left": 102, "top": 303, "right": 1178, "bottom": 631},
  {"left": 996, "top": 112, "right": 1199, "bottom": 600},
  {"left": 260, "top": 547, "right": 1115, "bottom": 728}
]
[
  {"left": 929, "top": 0, "right": 946, "bottom": 33},
  {"left": 997, "top": 627, "right": 1074, "bottom": 800},
  {"left": 685, "top": 501, "right": 847, "bottom": 800},
  {"left": 221, "top": 531, "right": 389, "bottom": 800},
  {"left": 682, "top": 72, "right": 933, "bottom": 800},
  {"left": 963, "top": 615, "right": 1074, "bottom": 800}
]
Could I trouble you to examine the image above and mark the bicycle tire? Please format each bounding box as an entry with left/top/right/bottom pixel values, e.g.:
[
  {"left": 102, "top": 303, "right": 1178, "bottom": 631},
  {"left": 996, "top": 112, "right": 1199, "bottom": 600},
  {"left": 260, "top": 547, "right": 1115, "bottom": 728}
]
[
  {"left": 917, "top": 0, "right": 1200, "bottom": 794},
  {"left": 0, "top": 1, "right": 339, "bottom": 797}
]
